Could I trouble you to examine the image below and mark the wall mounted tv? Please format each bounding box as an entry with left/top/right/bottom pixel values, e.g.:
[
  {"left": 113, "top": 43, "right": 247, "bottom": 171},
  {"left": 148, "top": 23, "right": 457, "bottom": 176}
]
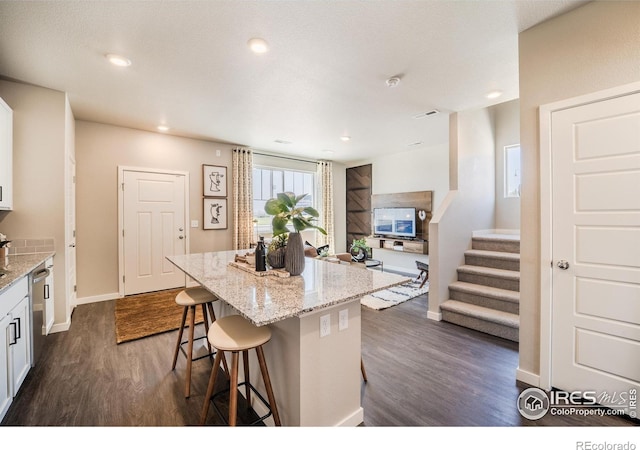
[{"left": 373, "top": 207, "right": 416, "bottom": 238}]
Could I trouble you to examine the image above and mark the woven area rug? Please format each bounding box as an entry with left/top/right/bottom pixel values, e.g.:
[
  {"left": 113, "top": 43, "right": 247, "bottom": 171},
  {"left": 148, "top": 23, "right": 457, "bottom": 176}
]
[
  {"left": 361, "top": 280, "right": 429, "bottom": 310},
  {"left": 114, "top": 288, "right": 204, "bottom": 344}
]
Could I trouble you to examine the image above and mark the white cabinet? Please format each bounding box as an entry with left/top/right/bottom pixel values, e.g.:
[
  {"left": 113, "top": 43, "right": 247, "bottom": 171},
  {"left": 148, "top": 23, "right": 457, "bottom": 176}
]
[
  {"left": 0, "top": 277, "right": 30, "bottom": 422},
  {"left": 0, "top": 97, "right": 12, "bottom": 210},
  {"left": 44, "top": 258, "right": 54, "bottom": 335},
  {"left": 0, "top": 314, "right": 11, "bottom": 420}
]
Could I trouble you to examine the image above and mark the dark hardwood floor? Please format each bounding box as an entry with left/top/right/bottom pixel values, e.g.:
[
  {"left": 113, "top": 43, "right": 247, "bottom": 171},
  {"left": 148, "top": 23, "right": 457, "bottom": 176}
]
[{"left": 1, "top": 289, "right": 635, "bottom": 429}]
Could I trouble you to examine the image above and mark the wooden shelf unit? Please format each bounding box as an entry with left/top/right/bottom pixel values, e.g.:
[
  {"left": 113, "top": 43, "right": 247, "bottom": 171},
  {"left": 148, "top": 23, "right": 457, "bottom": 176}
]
[{"left": 365, "top": 236, "right": 428, "bottom": 255}]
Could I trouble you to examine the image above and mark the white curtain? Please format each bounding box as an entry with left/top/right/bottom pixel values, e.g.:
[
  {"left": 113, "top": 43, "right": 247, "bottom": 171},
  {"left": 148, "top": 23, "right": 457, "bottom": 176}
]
[
  {"left": 232, "top": 148, "right": 254, "bottom": 250},
  {"left": 316, "top": 160, "right": 335, "bottom": 253}
]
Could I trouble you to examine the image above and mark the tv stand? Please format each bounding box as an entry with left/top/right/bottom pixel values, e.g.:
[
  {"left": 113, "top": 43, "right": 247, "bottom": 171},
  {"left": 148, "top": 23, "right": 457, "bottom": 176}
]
[{"left": 365, "top": 236, "right": 428, "bottom": 255}]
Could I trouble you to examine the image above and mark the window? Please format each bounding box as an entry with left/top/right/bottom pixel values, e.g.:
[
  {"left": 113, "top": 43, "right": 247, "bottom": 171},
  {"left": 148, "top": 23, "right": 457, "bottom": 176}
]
[
  {"left": 504, "top": 144, "right": 521, "bottom": 198},
  {"left": 253, "top": 166, "right": 316, "bottom": 238}
]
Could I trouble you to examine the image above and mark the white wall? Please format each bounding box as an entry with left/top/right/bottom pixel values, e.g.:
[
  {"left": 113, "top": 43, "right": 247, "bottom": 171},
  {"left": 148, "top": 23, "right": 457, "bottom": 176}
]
[
  {"left": 493, "top": 99, "right": 520, "bottom": 231},
  {"left": 518, "top": 0, "right": 640, "bottom": 382},
  {"left": 0, "top": 80, "right": 71, "bottom": 331},
  {"left": 429, "top": 108, "right": 496, "bottom": 318},
  {"left": 75, "top": 121, "right": 235, "bottom": 300},
  {"left": 346, "top": 141, "right": 449, "bottom": 272}
]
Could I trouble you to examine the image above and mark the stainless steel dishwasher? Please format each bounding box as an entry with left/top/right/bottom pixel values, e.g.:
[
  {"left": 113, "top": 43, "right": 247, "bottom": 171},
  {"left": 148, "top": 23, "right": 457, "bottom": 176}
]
[{"left": 30, "top": 262, "right": 50, "bottom": 365}]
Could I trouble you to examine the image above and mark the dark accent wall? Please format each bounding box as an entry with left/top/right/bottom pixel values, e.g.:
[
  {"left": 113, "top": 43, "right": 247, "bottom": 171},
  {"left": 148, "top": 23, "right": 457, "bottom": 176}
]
[{"left": 345, "top": 164, "right": 372, "bottom": 251}]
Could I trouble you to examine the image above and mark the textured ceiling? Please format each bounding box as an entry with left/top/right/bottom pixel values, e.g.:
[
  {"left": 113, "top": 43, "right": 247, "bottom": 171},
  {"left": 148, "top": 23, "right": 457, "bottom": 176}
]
[{"left": 0, "top": 0, "right": 587, "bottom": 163}]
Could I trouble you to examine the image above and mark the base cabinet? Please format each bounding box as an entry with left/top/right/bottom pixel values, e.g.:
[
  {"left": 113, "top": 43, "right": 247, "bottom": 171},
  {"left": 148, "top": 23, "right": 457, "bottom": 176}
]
[{"left": 0, "top": 277, "right": 31, "bottom": 422}]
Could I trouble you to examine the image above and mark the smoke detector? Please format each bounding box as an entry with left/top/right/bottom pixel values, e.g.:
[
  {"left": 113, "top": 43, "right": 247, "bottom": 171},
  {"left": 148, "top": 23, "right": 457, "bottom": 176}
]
[{"left": 385, "top": 76, "right": 401, "bottom": 88}]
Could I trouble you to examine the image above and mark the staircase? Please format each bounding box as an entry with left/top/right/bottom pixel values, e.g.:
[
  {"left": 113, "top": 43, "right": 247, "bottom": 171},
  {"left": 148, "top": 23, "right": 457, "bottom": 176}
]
[{"left": 440, "top": 234, "right": 520, "bottom": 342}]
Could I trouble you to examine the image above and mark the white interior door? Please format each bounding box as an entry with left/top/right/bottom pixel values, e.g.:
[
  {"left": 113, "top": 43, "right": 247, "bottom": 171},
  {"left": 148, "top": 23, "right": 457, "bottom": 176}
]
[
  {"left": 551, "top": 91, "right": 640, "bottom": 414},
  {"left": 122, "top": 170, "right": 187, "bottom": 295}
]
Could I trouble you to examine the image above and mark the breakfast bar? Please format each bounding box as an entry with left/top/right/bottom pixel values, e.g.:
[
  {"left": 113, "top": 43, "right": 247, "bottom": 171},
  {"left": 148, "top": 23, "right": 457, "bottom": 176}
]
[{"left": 167, "top": 250, "right": 410, "bottom": 426}]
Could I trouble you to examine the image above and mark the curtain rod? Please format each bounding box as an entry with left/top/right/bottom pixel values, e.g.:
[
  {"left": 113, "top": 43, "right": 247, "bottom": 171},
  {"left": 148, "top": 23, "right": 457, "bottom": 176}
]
[{"left": 251, "top": 151, "right": 322, "bottom": 165}]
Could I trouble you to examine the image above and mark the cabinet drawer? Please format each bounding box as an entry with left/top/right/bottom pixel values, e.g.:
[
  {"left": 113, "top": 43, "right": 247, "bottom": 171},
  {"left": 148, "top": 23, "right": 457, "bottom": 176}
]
[{"left": 0, "top": 277, "right": 28, "bottom": 317}]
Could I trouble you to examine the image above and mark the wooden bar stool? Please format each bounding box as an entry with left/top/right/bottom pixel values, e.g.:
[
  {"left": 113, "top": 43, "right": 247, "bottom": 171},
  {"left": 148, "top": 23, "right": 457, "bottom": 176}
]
[
  {"left": 200, "top": 315, "right": 281, "bottom": 426},
  {"left": 171, "top": 287, "right": 228, "bottom": 398}
]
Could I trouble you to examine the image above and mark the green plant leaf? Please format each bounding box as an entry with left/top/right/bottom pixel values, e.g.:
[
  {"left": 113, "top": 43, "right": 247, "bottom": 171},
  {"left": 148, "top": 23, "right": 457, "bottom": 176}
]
[
  {"left": 277, "top": 192, "right": 295, "bottom": 208},
  {"left": 272, "top": 216, "right": 289, "bottom": 235},
  {"left": 291, "top": 217, "right": 306, "bottom": 232},
  {"left": 265, "top": 198, "right": 285, "bottom": 215},
  {"left": 303, "top": 206, "right": 319, "bottom": 217},
  {"left": 295, "top": 193, "right": 308, "bottom": 204}
]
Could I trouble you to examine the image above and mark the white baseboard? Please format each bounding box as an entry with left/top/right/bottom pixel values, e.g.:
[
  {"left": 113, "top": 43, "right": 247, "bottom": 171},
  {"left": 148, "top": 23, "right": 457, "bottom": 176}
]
[
  {"left": 76, "top": 292, "right": 120, "bottom": 305},
  {"left": 515, "top": 367, "right": 540, "bottom": 387},
  {"left": 49, "top": 319, "right": 71, "bottom": 334},
  {"left": 427, "top": 310, "right": 442, "bottom": 321}
]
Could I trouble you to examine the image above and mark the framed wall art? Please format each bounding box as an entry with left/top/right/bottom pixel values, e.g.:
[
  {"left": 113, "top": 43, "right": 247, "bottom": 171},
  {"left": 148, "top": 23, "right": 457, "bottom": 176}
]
[
  {"left": 203, "top": 164, "right": 227, "bottom": 197},
  {"left": 203, "top": 198, "right": 227, "bottom": 230}
]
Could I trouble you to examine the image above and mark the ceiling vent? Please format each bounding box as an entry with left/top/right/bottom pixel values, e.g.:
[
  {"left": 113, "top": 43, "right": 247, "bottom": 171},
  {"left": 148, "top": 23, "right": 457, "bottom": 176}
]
[{"left": 413, "top": 109, "right": 440, "bottom": 119}]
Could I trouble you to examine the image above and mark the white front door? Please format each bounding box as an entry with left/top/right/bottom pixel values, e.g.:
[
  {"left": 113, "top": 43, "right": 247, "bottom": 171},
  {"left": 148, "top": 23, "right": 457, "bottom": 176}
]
[
  {"left": 122, "top": 169, "right": 187, "bottom": 295},
  {"left": 550, "top": 90, "right": 640, "bottom": 415}
]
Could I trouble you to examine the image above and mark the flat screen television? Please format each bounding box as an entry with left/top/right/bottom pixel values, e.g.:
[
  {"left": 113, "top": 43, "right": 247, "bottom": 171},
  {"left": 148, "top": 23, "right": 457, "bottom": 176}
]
[{"left": 373, "top": 207, "right": 416, "bottom": 238}]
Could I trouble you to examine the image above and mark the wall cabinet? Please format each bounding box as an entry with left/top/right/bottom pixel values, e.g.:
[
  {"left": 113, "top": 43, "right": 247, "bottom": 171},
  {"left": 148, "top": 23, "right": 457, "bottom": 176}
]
[
  {"left": 0, "top": 277, "right": 31, "bottom": 422},
  {"left": 0, "top": 97, "right": 13, "bottom": 210}
]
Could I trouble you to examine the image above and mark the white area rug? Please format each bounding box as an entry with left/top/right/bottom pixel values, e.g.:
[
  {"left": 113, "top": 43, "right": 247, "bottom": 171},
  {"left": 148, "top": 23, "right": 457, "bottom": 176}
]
[{"left": 361, "top": 280, "right": 429, "bottom": 310}]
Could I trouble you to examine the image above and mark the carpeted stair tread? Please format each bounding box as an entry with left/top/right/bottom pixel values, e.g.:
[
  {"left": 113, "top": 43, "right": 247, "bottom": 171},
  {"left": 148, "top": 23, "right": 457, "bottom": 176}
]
[
  {"left": 457, "top": 265, "right": 520, "bottom": 280},
  {"left": 449, "top": 281, "right": 519, "bottom": 304},
  {"left": 464, "top": 249, "right": 520, "bottom": 262},
  {"left": 440, "top": 300, "right": 519, "bottom": 329}
]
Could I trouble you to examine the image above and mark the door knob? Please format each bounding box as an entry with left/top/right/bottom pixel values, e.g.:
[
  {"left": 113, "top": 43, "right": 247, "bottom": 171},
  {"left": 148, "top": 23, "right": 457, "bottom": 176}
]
[
  {"left": 557, "top": 260, "right": 569, "bottom": 270},
  {"left": 179, "top": 227, "right": 184, "bottom": 232},
  {"left": 178, "top": 236, "right": 184, "bottom": 240},
  {"left": 69, "top": 243, "right": 76, "bottom": 248}
]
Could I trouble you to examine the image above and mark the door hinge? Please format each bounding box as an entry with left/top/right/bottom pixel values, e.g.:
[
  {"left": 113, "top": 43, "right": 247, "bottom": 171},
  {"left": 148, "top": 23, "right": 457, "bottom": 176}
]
[
  {"left": 122, "top": 229, "right": 125, "bottom": 237},
  {"left": 123, "top": 275, "right": 125, "bottom": 283},
  {"left": 74, "top": 285, "right": 77, "bottom": 293},
  {"left": 121, "top": 182, "right": 125, "bottom": 191},
  {"left": 73, "top": 229, "right": 76, "bottom": 238}
]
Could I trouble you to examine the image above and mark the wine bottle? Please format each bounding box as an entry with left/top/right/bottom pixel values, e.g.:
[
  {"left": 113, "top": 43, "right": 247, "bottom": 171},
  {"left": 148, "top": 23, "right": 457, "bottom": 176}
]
[{"left": 255, "top": 236, "right": 266, "bottom": 272}]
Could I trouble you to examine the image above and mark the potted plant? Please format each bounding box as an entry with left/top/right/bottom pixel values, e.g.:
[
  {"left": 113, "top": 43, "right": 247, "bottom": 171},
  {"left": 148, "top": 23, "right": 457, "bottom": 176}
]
[
  {"left": 266, "top": 233, "right": 287, "bottom": 269},
  {"left": 350, "top": 237, "right": 370, "bottom": 262},
  {"left": 264, "top": 192, "right": 327, "bottom": 275}
]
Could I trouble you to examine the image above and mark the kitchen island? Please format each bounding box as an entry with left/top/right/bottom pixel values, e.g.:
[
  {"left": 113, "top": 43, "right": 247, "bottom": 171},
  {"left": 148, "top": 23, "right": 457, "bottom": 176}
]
[{"left": 167, "top": 250, "right": 410, "bottom": 426}]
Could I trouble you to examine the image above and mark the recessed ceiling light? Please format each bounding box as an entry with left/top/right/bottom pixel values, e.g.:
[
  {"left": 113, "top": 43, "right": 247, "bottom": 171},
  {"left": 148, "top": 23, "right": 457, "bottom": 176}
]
[
  {"left": 408, "top": 141, "right": 423, "bottom": 147},
  {"left": 248, "top": 38, "right": 269, "bottom": 54},
  {"left": 486, "top": 90, "right": 503, "bottom": 99},
  {"left": 322, "top": 149, "right": 334, "bottom": 154},
  {"left": 274, "top": 139, "right": 291, "bottom": 144},
  {"left": 157, "top": 125, "right": 170, "bottom": 132},
  {"left": 105, "top": 53, "right": 131, "bottom": 67},
  {"left": 340, "top": 136, "right": 351, "bottom": 142}
]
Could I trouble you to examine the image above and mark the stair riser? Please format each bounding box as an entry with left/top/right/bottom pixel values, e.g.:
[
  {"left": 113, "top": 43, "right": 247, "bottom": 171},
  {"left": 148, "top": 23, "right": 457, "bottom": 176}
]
[
  {"left": 449, "top": 289, "right": 519, "bottom": 314},
  {"left": 441, "top": 310, "right": 519, "bottom": 342},
  {"left": 464, "top": 254, "right": 520, "bottom": 271},
  {"left": 472, "top": 239, "right": 520, "bottom": 254},
  {"left": 457, "top": 272, "right": 520, "bottom": 291}
]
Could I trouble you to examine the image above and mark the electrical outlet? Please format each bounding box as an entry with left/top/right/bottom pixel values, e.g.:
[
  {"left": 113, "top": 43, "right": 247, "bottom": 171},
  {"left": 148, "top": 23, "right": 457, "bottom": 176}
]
[
  {"left": 320, "top": 314, "right": 331, "bottom": 337},
  {"left": 191, "top": 220, "right": 199, "bottom": 228},
  {"left": 216, "top": 150, "right": 221, "bottom": 157},
  {"left": 339, "top": 309, "right": 348, "bottom": 331}
]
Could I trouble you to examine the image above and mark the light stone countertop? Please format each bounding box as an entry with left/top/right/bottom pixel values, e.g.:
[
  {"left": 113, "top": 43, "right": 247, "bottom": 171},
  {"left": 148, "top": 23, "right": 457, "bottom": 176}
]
[
  {"left": 167, "top": 250, "right": 411, "bottom": 326},
  {"left": 0, "top": 252, "right": 55, "bottom": 295}
]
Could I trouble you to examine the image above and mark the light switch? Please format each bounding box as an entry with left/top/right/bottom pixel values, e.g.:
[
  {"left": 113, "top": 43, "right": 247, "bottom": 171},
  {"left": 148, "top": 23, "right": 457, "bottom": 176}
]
[{"left": 191, "top": 220, "right": 199, "bottom": 228}]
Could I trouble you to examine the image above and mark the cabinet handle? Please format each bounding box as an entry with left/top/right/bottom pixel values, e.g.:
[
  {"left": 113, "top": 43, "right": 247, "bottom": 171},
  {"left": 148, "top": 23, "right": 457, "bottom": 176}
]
[
  {"left": 15, "top": 317, "right": 21, "bottom": 340},
  {"left": 45, "top": 283, "right": 50, "bottom": 300},
  {"left": 9, "top": 321, "right": 17, "bottom": 345}
]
